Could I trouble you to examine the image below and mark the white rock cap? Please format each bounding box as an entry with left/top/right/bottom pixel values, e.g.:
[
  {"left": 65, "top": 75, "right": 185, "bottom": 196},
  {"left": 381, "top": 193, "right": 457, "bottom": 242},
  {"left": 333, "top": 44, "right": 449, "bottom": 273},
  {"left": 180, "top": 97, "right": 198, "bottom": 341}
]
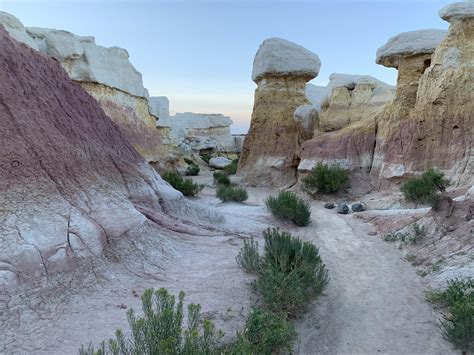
[
  {"left": 0, "top": 11, "right": 39, "bottom": 50},
  {"left": 439, "top": 1, "right": 474, "bottom": 22},
  {"left": 252, "top": 37, "right": 321, "bottom": 83},
  {"left": 376, "top": 29, "right": 447, "bottom": 68},
  {"left": 27, "top": 27, "right": 146, "bottom": 97}
]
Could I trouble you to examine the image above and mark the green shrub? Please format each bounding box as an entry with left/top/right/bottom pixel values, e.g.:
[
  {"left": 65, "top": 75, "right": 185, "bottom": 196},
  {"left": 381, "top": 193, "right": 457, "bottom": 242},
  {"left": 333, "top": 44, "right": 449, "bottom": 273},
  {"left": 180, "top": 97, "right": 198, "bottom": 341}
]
[
  {"left": 200, "top": 154, "right": 212, "bottom": 164},
  {"left": 79, "top": 288, "right": 224, "bottom": 355},
  {"left": 224, "top": 158, "right": 239, "bottom": 175},
  {"left": 256, "top": 228, "right": 329, "bottom": 318},
  {"left": 162, "top": 171, "right": 203, "bottom": 197},
  {"left": 185, "top": 163, "right": 200, "bottom": 176},
  {"left": 302, "top": 163, "right": 350, "bottom": 194},
  {"left": 401, "top": 168, "right": 451, "bottom": 210},
  {"left": 265, "top": 191, "right": 311, "bottom": 226},
  {"left": 428, "top": 279, "right": 473, "bottom": 352},
  {"left": 236, "top": 237, "right": 260, "bottom": 273},
  {"left": 216, "top": 185, "right": 248, "bottom": 203},
  {"left": 213, "top": 171, "right": 230, "bottom": 186},
  {"left": 230, "top": 307, "right": 295, "bottom": 354}
]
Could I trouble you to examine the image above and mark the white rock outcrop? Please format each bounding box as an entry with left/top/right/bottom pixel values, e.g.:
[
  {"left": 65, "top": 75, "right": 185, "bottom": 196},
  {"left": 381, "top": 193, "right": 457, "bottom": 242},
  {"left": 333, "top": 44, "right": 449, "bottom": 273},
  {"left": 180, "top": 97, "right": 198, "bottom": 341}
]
[
  {"left": 252, "top": 37, "right": 321, "bottom": 83},
  {"left": 439, "top": 1, "right": 474, "bottom": 21},
  {"left": 294, "top": 104, "right": 318, "bottom": 140},
  {"left": 149, "top": 96, "right": 171, "bottom": 125},
  {"left": 26, "top": 27, "right": 146, "bottom": 97},
  {"left": 376, "top": 29, "right": 447, "bottom": 68},
  {"left": 0, "top": 11, "right": 39, "bottom": 49}
]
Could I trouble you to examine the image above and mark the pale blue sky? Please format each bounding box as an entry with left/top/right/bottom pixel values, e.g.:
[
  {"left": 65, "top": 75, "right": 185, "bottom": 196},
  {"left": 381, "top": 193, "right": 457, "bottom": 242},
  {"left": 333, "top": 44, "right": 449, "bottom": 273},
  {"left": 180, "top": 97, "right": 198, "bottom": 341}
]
[{"left": 0, "top": 0, "right": 452, "bottom": 133}]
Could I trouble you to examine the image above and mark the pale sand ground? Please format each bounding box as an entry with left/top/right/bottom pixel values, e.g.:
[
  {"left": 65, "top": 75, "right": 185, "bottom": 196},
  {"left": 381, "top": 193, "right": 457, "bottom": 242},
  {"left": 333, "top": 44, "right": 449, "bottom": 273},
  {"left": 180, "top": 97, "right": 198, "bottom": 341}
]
[{"left": 1, "top": 171, "right": 454, "bottom": 354}]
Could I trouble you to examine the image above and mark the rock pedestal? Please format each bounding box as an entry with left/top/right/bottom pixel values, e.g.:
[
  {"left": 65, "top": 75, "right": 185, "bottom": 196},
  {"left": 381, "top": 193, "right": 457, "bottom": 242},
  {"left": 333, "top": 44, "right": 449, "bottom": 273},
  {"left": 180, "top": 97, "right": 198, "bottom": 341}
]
[{"left": 238, "top": 38, "right": 321, "bottom": 187}]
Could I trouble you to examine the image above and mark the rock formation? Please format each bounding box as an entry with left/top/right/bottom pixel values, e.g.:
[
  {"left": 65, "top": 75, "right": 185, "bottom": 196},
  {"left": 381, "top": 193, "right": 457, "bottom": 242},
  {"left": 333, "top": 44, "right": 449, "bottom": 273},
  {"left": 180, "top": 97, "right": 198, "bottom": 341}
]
[
  {"left": 305, "top": 83, "right": 327, "bottom": 111},
  {"left": 371, "top": 18, "right": 472, "bottom": 186},
  {"left": 298, "top": 74, "right": 394, "bottom": 191},
  {"left": 0, "top": 26, "right": 221, "bottom": 293},
  {"left": 317, "top": 74, "right": 395, "bottom": 132},
  {"left": 238, "top": 38, "right": 321, "bottom": 187},
  {"left": 22, "top": 26, "right": 181, "bottom": 171},
  {"left": 0, "top": 11, "right": 38, "bottom": 49}
]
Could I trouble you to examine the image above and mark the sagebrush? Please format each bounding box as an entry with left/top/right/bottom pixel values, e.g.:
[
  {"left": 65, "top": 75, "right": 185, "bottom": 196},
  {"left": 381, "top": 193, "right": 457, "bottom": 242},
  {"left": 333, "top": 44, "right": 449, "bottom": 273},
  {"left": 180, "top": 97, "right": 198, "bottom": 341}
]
[
  {"left": 302, "top": 163, "right": 349, "bottom": 194},
  {"left": 265, "top": 191, "right": 311, "bottom": 226},
  {"left": 79, "top": 288, "right": 224, "bottom": 355},
  {"left": 216, "top": 185, "right": 248, "bottom": 202},
  {"left": 236, "top": 237, "right": 260, "bottom": 273},
  {"left": 401, "top": 168, "right": 450, "bottom": 210},
  {"left": 257, "top": 227, "right": 329, "bottom": 318},
  {"left": 224, "top": 158, "right": 239, "bottom": 175},
  {"left": 162, "top": 171, "right": 203, "bottom": 197},
  {"left": 213, "top": 171, "right": 230, "bottom": 186}
]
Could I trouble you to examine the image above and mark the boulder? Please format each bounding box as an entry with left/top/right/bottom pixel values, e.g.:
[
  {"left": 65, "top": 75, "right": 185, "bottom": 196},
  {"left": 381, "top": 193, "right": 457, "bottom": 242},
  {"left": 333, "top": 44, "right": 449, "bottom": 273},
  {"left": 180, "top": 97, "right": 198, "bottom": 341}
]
[
  {"left": 305, "top": 84, "right": 328, "bottom": 111},
  {"left": 209, "top": 157, "right": 232, "bottom": 169},
  {"left": 0, "top": 27, "right": 222, "bottom": 293},
  {"left": 337, "top": 203, "right": 349, "bottom": 214},
  {"left": 238, "top": 38, "right": 321, "bottom": 187},
  {"left": 324, "top": 202, "right": 335, "bottom": 209},
  {"left": 351, "top": 202, "right": 366, "bottom": 212},
  {"left": 294, "top": 104, "right": 318, "bottom": 141},
  {"left": 252, "top": 37, "right": 321, "bottom": 83}
]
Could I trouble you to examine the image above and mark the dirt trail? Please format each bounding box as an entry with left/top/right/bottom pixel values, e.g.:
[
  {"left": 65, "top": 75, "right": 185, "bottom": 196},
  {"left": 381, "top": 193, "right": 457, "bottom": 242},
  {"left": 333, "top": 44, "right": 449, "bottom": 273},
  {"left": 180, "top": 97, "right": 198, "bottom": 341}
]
[
  {"left": 1, "top": 174, "right": 454, "bottom": 354},
  {"left": 289, "top": 200, "right": 454, "bottom": 354}
]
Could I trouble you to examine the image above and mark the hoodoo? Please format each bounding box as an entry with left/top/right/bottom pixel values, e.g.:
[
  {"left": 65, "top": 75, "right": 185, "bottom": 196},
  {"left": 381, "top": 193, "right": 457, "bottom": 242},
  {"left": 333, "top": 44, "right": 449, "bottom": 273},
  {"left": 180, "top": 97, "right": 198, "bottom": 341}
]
[{"left": 238, "top": 38, "right": 321, "bottom": 187}]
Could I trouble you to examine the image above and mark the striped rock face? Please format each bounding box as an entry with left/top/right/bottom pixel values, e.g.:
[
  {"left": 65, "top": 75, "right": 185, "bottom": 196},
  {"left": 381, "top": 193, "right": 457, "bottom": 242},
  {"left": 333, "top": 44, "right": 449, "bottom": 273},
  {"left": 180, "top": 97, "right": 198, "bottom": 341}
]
[{"left": 0, "top": 26, "right": 221, "bottom": 293}]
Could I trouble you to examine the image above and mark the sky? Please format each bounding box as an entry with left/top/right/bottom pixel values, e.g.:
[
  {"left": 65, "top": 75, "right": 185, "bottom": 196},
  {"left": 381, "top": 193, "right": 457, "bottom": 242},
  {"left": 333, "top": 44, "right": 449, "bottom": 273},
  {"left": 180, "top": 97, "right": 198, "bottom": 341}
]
[{"left": 0, "top": 0, "right": 453, "bottom": 133}]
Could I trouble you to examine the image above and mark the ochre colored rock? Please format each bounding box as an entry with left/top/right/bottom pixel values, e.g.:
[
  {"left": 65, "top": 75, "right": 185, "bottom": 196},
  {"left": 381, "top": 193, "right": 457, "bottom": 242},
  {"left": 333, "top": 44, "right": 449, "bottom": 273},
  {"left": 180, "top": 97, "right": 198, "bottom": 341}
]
[
  {"left": 238, "top": 38, "right": 320, "bottom": 187},
  {"left": 373, "top": 11, "right": 473, "bottom": 187},
  {"left": 0, "top": 26, "right": 221, "bottom": 292}
]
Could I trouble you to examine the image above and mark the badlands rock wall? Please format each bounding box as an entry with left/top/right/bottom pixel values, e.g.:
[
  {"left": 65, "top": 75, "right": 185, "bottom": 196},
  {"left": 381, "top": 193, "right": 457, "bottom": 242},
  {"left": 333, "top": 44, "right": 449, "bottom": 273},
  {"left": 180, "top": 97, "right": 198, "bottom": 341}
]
[
  {"left": 372, "top": 9, "right": 473, "bottom": 187},
  {"left": 238, "top": 38, "right": 321, "bottom": 187},
  {"left": 23, "top": 26, "right": 181, "bottom": 171},
  {"left": 0, "top": 26, "right": 221, "bottom": 293}
]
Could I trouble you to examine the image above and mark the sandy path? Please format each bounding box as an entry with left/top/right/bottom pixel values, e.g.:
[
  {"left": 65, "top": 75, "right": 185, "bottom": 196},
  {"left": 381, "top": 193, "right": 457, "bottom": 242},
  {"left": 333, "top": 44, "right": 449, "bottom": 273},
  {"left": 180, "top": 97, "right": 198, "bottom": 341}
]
[
  {"left": 289, "top": 200, "right": 454, "bottom": 354},
  {"left": 1, "top": 175, "right": 453, "bottom": 354}
]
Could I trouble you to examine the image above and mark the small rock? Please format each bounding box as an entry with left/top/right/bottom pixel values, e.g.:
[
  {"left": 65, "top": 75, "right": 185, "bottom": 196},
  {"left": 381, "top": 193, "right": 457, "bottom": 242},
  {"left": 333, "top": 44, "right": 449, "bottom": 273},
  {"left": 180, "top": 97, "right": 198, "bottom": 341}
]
[
  {"left": 209, "top": 157, "right": 232, "bottom": 169},
  {"left": 324, "top": 202, "right": 335, "bottom": 209},
  {"left": 351, "top": 202, "right": 366, "bottom": 212},
  {"left": 368, "top": 231, "right": 377, "bottom": 236},
  {"left": 337, "top": 203, "right": 349, "bottom": 214}
]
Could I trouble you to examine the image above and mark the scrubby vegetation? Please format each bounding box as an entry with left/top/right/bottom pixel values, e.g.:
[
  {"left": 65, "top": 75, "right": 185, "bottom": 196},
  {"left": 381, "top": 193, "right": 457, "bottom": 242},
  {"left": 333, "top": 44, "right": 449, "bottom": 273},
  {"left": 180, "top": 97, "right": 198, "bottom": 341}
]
[
  {"left": 216, "top": 185, "right": 248, "bottom": 203},
  {"left": 79, "top": 288, "right": 224, "bottom": 355},
  {"left": 200, "top": 154, "right": 212, "bottom": 164},
  {"left": 162, "top": 171, "right": 203, "bottom": 197},
  {"left": 257, "top": 228, "right": 329, "bottom": 318},
  {"left": 401, "top": 168, "right": 451, "bottom": 210},
  {"left": 184, "top": 158, "right": 200, "bottom": 176},
  {"left": 382, "top": 223, "right": 426, "bottom": 244},
  {"left": 230, "top": 307, "right": 295, "bottom": 354},
  {"left": 426, "top": 278, "right": 473, "bottom": 352},
  {"left": 213, "top": 171, "right": 230, "bottom": 186},
  {"left": 234, "top": 228, "right": 329, "bottom": 352},
  {"left": 224, "top": 158, "right": 239, "bottom": 175},
  {"left": 302, "top": 162, "right": 350, "bottom": 194},
  {"left": 265, "top": 191, "right": 311, "bottom": 226},
  {"left": 235, "top": 237, "right": 260, "bottom": 273}
]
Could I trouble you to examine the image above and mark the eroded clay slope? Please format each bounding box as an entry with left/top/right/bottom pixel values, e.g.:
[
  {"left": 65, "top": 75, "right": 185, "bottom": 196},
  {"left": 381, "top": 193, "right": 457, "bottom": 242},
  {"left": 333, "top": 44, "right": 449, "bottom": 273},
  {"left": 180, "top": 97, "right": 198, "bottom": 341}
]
[{"left": 0, "top": 26, "right": 221, "bottom": 293}]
